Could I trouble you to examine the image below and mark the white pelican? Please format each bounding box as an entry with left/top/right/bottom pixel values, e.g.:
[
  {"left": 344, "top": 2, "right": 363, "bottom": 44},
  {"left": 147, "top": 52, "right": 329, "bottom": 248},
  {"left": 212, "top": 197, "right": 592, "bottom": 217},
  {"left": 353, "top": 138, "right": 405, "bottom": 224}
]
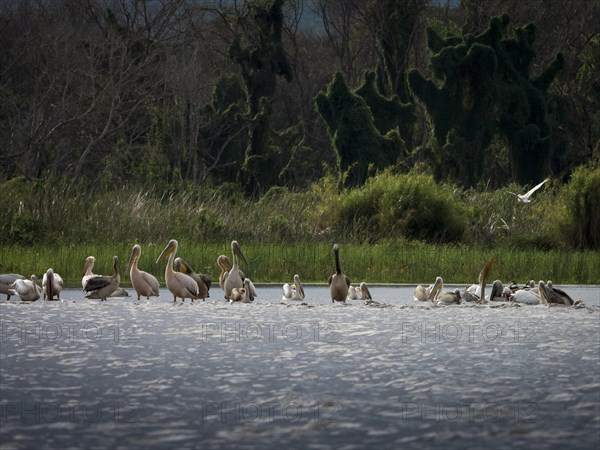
[
  {"left": 436, "top": 289, "right": 462, "bottom": 305},
  {"left": 229, "top": 286, "right": 245, "bottom": 302},
  {"left": 510, "top": 286, "right": 545, "bottom": 305},
  {"left": 488, "top": 280, "right": 511, "bottom": 302},
  {"left": 282, "top": 274, "right": 304, "bottom": 300},
  {"left": 156, "top": 239, "right": 199, "bottom": 303},
  {"left": 414, "top": 277, "right": 442, "bottom": 302},
  {"left": 175, "top": 257, "right": 211, "bottom": 301},
  {"left": 223, "top": 240, "right": 247, "bottom": 300},
  {"left": 347, "top": 285, "right": 359, "bottom": 300},
  {"left": 42, "top": 268, "right": 63, "bottom": 300},
  {"left": 217, "top": 255, "right": 231, "bottom": 291},
  {"left": 506, "top": 178, "right": 549, "bottom": 203},
  {"left": 127, "top": 244, "right": 160, "bottom": 300},
  {"left": 82, "top": 256, "right": 98, "bottom": 289},
  {"left": 328, "top": 243, "right": 350, "bottom": 303},
  {"left": 425, "top": 277, "right": 461, "bottom": 305},
  {"left": 1, "top": 274, "right": 25, "bottom": 300},
  {"left": 10, "top": 275, "right": 42, "bottom": 301},
  {"left": 83, "top": 256, "right": 121, "bottom": 301},
  {"left": 357, "top": 281, "right": 372, "bottom": 301},
  {"left": 231, "top": 278, "right": 255, "bottom": 303},
  {"left": 542, "top": 281, "right": 575, "bottom": 305},
  {"left": 242, "top": 279, "right": 254, "bottom": 302}
]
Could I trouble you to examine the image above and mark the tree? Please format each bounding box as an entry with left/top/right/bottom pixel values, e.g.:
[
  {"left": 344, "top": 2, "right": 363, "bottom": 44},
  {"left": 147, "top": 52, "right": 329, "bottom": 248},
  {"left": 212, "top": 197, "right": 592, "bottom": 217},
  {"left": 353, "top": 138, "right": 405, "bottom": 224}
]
[
  {"left": 228, "top": 0, "right": 294, "bottom": 195},
  {"left": 408, "top": 14, "right": 564, "bottom": 187},
  {"left": 315, "top": 71, "right": 405, "bottom": 189}
]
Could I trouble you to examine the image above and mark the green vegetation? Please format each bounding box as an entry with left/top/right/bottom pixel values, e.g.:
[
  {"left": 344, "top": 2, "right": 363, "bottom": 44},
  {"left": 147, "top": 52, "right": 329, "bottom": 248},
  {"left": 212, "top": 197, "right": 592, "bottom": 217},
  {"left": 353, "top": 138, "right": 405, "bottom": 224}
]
[
  {"left": 1, "top": 166, "right": 599, "bottom": 285},
  {"left": 1, "top": 241, "right": 598, "bottom": 287}
]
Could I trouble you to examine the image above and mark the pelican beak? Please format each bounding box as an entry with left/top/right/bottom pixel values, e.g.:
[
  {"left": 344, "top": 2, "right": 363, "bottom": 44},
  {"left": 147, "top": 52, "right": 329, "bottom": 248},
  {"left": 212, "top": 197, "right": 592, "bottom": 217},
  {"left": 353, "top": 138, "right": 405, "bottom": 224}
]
[
  {"left": 294, "top": 275, "right": 305, "bottom": 298},
  {"left": 112, "top": 256, "right": 119, "bottom": 274},
  {"left": 479, "top": 257, "right": 494, "bottom": 285},
  {"left": 127, "top": 245, "right": 139, "bottom": 274},
  {"left": 218, "top": 255, "right": 232, "bottom": 271},
  {"left": 233, "top": 241, "right": 247, "bottom": 265},
  {"left": 156, "top": 240, "right": 175, "bottom": 264}
]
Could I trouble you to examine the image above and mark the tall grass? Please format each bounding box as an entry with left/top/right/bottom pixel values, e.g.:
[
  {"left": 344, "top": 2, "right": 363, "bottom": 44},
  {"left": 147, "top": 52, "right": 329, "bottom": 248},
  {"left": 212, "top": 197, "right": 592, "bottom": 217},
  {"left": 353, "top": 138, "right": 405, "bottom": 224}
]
[
  {"left": 1, "top": 167, "right": 599, "bottom": 286},
  {"left": 1, "top": 242, "right": 598, "bottom": 286}
]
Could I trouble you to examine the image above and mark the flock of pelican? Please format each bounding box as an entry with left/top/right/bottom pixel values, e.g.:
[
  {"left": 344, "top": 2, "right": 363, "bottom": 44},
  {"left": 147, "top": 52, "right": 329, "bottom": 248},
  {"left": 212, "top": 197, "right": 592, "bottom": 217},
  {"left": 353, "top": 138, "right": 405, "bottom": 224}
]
[
  {"left": 412, "top": 257, "right": 583, "bottom": 306},
  {"left": 0, "top": 241, "right": 583, "bottom": 307}
]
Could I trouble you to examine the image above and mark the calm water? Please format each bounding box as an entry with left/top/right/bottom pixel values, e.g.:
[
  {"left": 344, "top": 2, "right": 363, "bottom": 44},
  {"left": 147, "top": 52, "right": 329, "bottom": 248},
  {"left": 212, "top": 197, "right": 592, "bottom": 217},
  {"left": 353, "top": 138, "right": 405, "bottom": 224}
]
[{"left": 1, "top": 285, "right": 599, "bottom": 449}]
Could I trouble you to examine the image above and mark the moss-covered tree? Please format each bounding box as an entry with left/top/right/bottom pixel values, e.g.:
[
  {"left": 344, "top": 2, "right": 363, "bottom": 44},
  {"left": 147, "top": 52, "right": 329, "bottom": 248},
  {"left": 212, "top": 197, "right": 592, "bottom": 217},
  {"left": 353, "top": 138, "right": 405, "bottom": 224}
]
[
  {"left": 228, "top": 0, "right": 293, "bottom": 195},
  {"left": 408, "top": 14, "right": 564, "bottom": 187},
  {"left": 199, "top": 74, "right": 248, "bottom": 185},
  {"left": 408, "top": 16, "right": 505, "bottom": 188},
  {"left": 494, "top": 19, "right": 564, "bottom": 185},
  {"left": 365, "top": 0, "right": 424, "bottom": 148},
  {"left": 315, "top": 71, "right": 405, "bottom": 189}
]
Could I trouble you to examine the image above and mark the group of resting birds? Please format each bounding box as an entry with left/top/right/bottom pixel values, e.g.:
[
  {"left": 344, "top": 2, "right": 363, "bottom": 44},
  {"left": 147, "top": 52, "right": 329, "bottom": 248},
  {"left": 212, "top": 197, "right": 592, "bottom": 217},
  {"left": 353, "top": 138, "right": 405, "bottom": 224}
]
[
  {"left": 412, "top": 257, "right": 582, "bottom": 306},
  {"left": 0, "top": 242, "right": 581, "bottom": 307}
]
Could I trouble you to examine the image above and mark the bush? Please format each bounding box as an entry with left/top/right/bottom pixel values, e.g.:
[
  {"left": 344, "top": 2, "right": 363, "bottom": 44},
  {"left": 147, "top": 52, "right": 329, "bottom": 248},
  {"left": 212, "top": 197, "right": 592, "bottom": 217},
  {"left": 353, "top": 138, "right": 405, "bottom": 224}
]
[
  {"left": 326, "top": 170, "right": 469, "bottom": 243},
  {"left": 555, "top": 164, "right": 600, "bottom": 249}
]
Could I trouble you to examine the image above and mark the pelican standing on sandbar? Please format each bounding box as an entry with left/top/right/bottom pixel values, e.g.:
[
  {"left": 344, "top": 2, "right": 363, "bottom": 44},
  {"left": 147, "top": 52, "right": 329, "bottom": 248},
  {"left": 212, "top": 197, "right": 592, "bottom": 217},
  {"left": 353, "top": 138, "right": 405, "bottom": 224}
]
[
  {"left": 42, "top": 268, "right": 63, "bottom": 300},
  {"left": 175, "top": 257, "right": 211, "bottom": 301},
  {"left": 156, "top": 239, "right": 199, "bottom": 303},
  {"left": 328, "top": 244, "right": 350, "bottom": 303},
  {"left": 83, "top": 256, "right": 120, "bottom": 301},
  {"left": 223, "top": 240, "right": 247, "bottom": 301},
  {"left": 1, "top": 274, "right": 25, "bottom": 300},
  {"left": 127, "top": 244, "right": 160, "bottom": 300}
]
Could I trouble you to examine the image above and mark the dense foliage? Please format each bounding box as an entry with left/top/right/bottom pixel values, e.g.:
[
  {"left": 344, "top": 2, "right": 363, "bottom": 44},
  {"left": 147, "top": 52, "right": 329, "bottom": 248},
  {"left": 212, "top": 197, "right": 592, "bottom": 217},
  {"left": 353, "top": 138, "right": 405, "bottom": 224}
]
[
  {"left": 2, "top": 165, "right": 599, "bottom": 250},
  {"left": 1, "top": 1, "right": 598, "bottom": 191},
  {"left": 1, "top": 0, "right": 598, "bottom": 254}
]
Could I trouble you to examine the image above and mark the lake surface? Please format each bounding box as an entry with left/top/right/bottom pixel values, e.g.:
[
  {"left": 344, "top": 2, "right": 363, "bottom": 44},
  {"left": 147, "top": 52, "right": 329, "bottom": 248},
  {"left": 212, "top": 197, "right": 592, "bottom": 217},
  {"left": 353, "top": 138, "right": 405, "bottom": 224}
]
[{"left": 1, "top": 285, "right": 599, "bottom": 449}]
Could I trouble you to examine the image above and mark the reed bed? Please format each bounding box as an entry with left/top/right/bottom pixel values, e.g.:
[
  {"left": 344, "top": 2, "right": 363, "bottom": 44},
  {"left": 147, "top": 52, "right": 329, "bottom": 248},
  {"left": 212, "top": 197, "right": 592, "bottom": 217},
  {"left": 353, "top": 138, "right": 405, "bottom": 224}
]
[
  {"left": 1, "top": 242, "right": 598, "bottom": 287},
  {"left": 1, "top": 169, "right": 599, "bottom": 286}
]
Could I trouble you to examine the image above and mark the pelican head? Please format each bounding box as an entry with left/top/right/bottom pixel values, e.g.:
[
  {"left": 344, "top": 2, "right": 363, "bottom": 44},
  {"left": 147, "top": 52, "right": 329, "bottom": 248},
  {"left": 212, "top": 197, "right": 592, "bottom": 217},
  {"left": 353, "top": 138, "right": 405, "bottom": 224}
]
[
  {"left": 293, "top": 274, "right": 305, "bottom": 299},
  {"left": 156, "top": 239, "right": 178, "bottom": 264},
  {"left": 231, "top": 240, "right": 247, "bottom": 265},
  {"left": 217, "top": 255, "right": 232, "bottom": 271},
  {"left": 359, "top": 281, "right": 372, "bottom": 301},
  {"left": 175, "top": 257, "right": 192, "bottom": 274},
  {"left": 82, "top": 256, "right": 96, "bottom": 276},
  {"left": 127, "top": 244, "right": 142, "bottom": 274},
  {"left": 429, "top": 276, "right": 443, "bottom": 301},
  {"left": 538, "top": 280, "right": 550, "bottom": 304},
  {"left": 111, "top": 255, "right": 119, "bottom": 274}
]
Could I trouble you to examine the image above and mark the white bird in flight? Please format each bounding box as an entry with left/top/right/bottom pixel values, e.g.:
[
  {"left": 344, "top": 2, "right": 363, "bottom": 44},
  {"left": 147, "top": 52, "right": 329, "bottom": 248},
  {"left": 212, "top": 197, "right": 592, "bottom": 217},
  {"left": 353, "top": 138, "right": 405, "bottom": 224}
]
[{"left": 506, "top": 178, "right": 549, "bottom": 203}]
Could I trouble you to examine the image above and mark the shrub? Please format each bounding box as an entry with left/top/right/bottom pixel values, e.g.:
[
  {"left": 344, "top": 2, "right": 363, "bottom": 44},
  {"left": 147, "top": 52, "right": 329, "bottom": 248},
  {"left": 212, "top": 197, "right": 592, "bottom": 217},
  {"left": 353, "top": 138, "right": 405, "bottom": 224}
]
[
  {"left": 326, "top": 170, "right": 469, "bottom": 243},
  {"left": 555, "top": 164, "right": 600, "bottom": 249}
]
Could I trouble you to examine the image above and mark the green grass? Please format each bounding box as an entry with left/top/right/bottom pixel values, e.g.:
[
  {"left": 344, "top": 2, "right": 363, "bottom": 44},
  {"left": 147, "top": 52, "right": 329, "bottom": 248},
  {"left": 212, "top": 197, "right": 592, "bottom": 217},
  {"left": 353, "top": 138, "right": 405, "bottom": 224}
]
[
  {"left": 1, "top": 169, "right": 599, "bottom": 287},
  {"left": 1, "top": 242, "right": 598, "bottom": 287}
]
